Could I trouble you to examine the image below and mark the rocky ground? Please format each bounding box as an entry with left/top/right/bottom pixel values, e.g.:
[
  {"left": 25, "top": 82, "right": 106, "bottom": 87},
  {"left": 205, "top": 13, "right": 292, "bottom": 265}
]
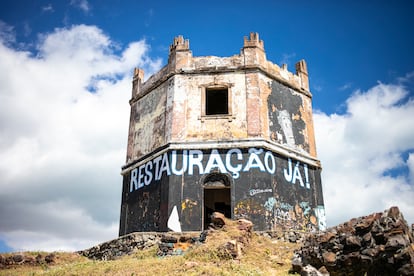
[
  {"left": 292, "top": 206, "right": 414, "bottom": 275},
  {"left": 1, "top": 207, "right": 413, "bottom": 275}
]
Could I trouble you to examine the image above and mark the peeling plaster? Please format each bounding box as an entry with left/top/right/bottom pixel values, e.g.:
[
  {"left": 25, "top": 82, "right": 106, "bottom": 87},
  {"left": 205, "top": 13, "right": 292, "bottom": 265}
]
[{"left": 120, "top": 34, "right": 323, "bottom": 235}]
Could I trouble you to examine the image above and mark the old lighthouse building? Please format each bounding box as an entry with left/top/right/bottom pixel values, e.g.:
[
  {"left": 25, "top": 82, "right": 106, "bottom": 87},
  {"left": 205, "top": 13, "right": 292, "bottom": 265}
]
[{"left": 119, "top": 33, "right": 325, "bottom": 236}]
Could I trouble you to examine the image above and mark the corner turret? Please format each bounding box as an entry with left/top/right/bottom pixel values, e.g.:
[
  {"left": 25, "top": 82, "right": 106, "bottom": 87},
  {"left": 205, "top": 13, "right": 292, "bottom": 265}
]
[
  {"left": 295, "top": 59, "right": 309, "bottom": 91},
  {"left": 242, "top": 32, "right": 266, "bottom": 66},
  {"left": 168, "top": 35, "right": 192, "bottom": 72},
  {"left": 131, "top": 68, "right": 144, "bottom": 99}
]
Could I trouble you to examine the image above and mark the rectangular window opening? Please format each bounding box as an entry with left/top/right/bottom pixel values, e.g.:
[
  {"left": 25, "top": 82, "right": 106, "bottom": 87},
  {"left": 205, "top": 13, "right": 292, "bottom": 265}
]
[{"left": 205, "top": 88, "right": 229, "bottom": 115}]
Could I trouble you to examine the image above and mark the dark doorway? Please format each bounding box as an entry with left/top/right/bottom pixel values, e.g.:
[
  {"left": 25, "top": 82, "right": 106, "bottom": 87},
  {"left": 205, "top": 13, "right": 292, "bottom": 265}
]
[{"left": 203, "top": 173, "right": 231, "bottom": 229}]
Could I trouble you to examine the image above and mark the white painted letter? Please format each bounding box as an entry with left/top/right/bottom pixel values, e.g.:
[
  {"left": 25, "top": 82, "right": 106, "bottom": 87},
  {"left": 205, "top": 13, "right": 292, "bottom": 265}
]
[
  {"left": 171, "top": 150, "right": 188, "bottom": 175},
  {"left": 130, "top": 168, "right": 138, "bottom": 192},
  {"left": 204, "top": 149, "right": 227, "bottom": 173},
  {"left": 144, "top": 161, "right": 153, "bottom": 185},
  {"left": 243, "top": 148, "right": 265, "bottom": 172},
  {"left": 264, "top": 151, "right": 276, "bottom": 174},
  {"left": 292, "top": 161, "right": 304, "bottom": 187},
  {"left": 304, "top": 163, "right": 310, "bottom": 189},
  {"left": 138, "top": 164, "right": 145, "bottom": 189},
  {"left": 284, "top": 158, "right": 293, "bottom": 182},
  {"left": 188, "top": 150, "right": 204, "bottom": 175},
  {"left": 157, "top": 153, "right": 171, "bottom": 180},
  {"left": 226, "top": 148, "right": 242, "bottom": 178},
  {"left": 153, "top": 155, "right": 163, "bottom": 181}
]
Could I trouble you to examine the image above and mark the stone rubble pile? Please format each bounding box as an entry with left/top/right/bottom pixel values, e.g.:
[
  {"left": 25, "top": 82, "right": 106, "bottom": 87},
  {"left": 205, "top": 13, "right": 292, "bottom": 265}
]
[
  {"left": 78, "top": 232, "right": 201, "bottom": 260},
  {"left": 158, "top": 212, "right": 254, "bottom": 259},
  {"left": 258, "top": 229, "right": 305, "bottom": 243},
  {"left": 206, "top": 212, "right": 254, "bottom": 259},
  {"left": 79, "top": 212, "right": 255, "bottom": 260},
  {"left": 0, "top": 253, "right": 55, "bottom": 268},
  {"left": 79, "top": 232, "right": 163, "bottom": 260},
  {"left": 156, "top": 233, "right": 199, "bottom": 257},
  {"left": 291, "top": 206, "right": 414, "bottom": 276}
]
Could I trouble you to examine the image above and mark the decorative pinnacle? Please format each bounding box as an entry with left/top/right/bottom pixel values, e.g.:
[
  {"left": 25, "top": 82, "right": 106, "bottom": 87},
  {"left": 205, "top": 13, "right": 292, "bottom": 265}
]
[
  {"left": 169, "top": 35, "right": 190, "bottom": 53},
  {"left": 133, "top": 68, "right": 144, "bottom": 80},
  {"left": 295, "top": 60, "right": 308, "bottom": 76},
  {"left": 243, "top": 32, "right": 264, "bottom": 50}
]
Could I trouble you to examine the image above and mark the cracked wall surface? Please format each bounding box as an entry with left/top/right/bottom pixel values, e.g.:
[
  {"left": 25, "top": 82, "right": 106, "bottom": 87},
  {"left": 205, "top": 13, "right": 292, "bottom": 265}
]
[{"left": 120, "top": 33, "right": 323, "bottom": 235}]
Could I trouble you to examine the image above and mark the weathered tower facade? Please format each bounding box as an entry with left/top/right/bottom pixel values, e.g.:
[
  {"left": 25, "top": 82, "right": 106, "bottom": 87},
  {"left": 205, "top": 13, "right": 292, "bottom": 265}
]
[{"left": 119, "top": 33, "right": 325, "bottom": 236}]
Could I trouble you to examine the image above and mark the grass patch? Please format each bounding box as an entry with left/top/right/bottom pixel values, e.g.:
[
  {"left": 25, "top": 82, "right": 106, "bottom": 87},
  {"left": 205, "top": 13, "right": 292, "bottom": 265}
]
[{"left": 0, "top": 231, "right": 299, "bottom": 275}]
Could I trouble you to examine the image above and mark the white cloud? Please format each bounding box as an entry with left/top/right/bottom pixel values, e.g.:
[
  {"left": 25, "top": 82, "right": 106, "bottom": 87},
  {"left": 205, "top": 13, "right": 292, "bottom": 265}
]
[
  {"left": 1, "top": 22, "right": 412, "bottom": 253},
  {"left": 314, "top": 80, "right": 414, "bottom": 226},
  {"left": 338, "top": 82, "right": 352, "bottom": 91},
  {"left": 70, "top": 0, "right": 91, "bottom": 13},
  {"left": 0, "top": 20, "right": 15, "bottom": 45},
  {"left": 42, "top": 4, "right": 54, "bottom": 13},
  {"left": 0, "top": 24, "right": 162, "bottom": 252}
]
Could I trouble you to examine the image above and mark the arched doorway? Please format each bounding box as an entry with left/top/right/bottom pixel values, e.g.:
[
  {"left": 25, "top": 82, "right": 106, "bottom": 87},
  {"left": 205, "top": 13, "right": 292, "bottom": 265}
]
[{"left": 203, "top": 173, "right": 231, "bottom": 229}]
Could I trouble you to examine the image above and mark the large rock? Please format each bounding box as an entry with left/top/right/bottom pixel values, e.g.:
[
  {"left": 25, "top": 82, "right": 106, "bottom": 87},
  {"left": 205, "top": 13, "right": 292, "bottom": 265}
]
[
  {"left": 210, "top": 212, "right": 226, "bottom": 228},
  {"left": 291, "top": 206, "right": 414, "bottom": 275},
  {"left": 198, "top": 213, "right": 254, "bottom": 260}
]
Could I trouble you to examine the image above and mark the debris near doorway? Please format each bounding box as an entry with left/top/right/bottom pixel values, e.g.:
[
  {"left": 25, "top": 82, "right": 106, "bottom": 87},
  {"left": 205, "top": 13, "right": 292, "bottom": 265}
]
[
  {"left": 209, "top": 211, "right": 227, "bottom": 229},
  {"left": 158, "top": 212, "right": 255, "bottom": 259},
  {"left": 157, "top": 233, "right": 198, "bottom": 257},
  {"left": 79, "top": 212, "right": 256, "bottom": 261},
  {"left": 187, "top": 212, "right": 254, "bottom": 260}
]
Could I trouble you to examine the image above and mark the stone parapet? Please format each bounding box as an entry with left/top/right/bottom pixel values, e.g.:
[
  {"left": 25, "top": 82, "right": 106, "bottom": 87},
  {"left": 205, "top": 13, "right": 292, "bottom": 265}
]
[{"left": 130, "top": 33, "right": 311, "bottom": 104}]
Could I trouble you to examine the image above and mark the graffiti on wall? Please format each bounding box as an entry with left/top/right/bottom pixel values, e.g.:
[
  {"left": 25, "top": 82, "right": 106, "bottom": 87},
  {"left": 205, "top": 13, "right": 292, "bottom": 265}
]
[
  {"left": 314, "top": 205, "right": 326, "bottom": 230},
  {"left": 268, "top": 81, "right": 308, "bottom": 153},
  {"left": 284, "top": 158, "right": 310, "bottom": 189},
  {"left": 181, "top": 198, "right": 198, "bottom": 225},
  {"left": 263, "top": 197, "right": 326, "bottom": 231},
  {"left": 234, "top": 198, "right": 267, "bottom": 219},
  {"left": 234, "top": 192, "right": 326, "bottom": 231},
  {"left": 249, "top": 188, "right": 272, "bottom": 196},
  {"left": 277, "top": 110, "right": 295, "bottom": 146},
  {"left": 124, "top": 146, "right": 324, "bottom": 232},
  {"left": 129, "top": 147, "right": 311, "bottom": 193}
]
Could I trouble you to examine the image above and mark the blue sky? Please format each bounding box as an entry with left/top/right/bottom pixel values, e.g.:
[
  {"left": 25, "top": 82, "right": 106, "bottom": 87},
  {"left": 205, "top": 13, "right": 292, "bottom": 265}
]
[
  {"left": 3, "top": 1, "right": 413, "bottom": 113},
  {"left": 0, "top": 0, "right": 413, "bottom": 252}
]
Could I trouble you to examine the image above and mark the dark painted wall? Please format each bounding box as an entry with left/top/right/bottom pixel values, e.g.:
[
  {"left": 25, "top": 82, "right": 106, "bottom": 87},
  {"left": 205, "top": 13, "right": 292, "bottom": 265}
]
[
  {"left": 268, "top": 81, "right": 309, "bottom": 153},
  {"left": 119, "top": 171, "right": 169, "bottom": 235},
  {"left": 119, "top": 147, "right": 325, "bottom": 235},
  {"left": 126, "top": 83, "right": 167, "bottom": 163}
]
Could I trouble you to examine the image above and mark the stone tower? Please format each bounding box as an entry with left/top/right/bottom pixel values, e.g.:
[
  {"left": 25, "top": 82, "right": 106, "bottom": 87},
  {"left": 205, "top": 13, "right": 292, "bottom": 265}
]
[{"left": 119, "top": 33, "right": 325, "bottom": 236}]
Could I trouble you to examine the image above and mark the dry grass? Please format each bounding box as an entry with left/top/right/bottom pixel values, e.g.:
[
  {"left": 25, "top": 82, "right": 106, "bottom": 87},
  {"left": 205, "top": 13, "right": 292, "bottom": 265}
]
[{"left": 0, "top": 231, "right": 300, "bottom": 276}]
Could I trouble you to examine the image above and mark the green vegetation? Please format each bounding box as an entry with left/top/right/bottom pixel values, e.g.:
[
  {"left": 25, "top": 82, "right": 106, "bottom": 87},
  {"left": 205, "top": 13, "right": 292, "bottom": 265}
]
[{"left": 0, "top": 235, "right": 299, "bottom": 276}]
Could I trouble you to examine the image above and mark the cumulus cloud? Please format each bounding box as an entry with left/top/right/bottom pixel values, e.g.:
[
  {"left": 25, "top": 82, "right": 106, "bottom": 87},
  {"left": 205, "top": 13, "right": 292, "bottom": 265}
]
[
  {"left": 0, "top": 20, "right": 15, "bottom": 45},
  {"left": 1, "top": 22, "right": 412, "bottom": 253},
  {"left": 314, "top": 79, "right": 414, "bottom": 226},
  {"left": 0, "top": 24, "right": 162, "bottom": 251}
]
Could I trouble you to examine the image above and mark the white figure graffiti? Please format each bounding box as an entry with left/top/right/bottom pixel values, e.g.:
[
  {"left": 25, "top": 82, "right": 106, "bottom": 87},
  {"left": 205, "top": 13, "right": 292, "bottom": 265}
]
[{"left": 277, "top": 110, "right": 295, "bottom": 146}]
